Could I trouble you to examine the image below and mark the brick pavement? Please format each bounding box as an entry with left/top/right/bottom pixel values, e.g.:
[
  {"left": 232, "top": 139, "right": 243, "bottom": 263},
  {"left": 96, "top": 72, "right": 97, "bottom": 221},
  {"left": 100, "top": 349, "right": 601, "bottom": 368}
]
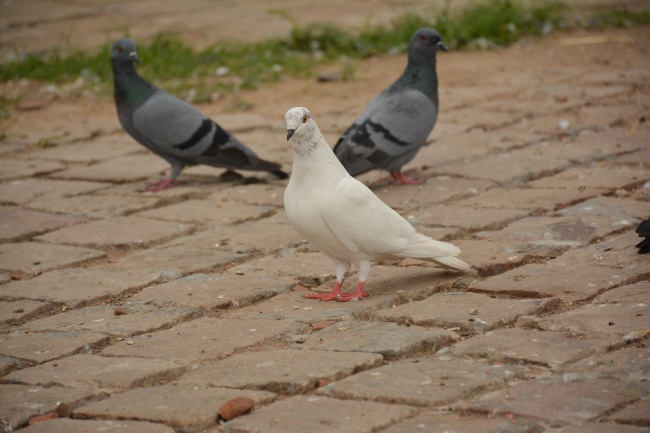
[{"left": 1, "top": 1, "right": 650, "bottom": 433}]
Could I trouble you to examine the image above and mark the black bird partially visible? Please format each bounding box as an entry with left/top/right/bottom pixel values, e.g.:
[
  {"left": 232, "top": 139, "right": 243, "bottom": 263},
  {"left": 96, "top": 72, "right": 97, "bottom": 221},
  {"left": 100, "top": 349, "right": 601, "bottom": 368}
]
[
  {"left": 635, "top": 218, "right": 650, "bottom": 254},
  {"left": 111, "top": 38, "right": 288, "bottom": 192}
]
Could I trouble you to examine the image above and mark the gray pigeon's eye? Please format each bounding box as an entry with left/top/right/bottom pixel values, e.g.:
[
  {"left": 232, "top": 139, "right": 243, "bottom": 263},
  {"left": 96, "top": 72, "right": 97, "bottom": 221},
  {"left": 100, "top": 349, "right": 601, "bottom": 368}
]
[
  {"left": 418, "top": 34, "right": 427, "bottom": 43},
  {"left": 302, "top": 115, "right": 308, "bottom": 123},
  {"left": 117, "top": 45, "right": 123, "bottom": 53}
]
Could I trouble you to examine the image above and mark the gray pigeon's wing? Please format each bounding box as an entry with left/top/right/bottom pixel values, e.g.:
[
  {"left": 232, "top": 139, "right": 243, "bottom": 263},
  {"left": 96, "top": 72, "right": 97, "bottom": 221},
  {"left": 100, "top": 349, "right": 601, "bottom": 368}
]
[
  {"left": 131, "top": 90, "right": 216, "bottom": 160},
  {"left": 334, "top": 88, "right": 436, "bottom": 176}
]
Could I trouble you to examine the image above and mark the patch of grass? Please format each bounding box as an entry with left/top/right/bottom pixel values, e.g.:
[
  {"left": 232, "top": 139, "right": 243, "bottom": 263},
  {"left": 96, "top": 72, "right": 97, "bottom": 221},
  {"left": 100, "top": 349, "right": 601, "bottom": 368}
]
[
  {"left": 588, "top": 8, "right": 650, "bottom": 27},
  {"left": 0, "top": 0, "right": 644, "bottom": 100}
]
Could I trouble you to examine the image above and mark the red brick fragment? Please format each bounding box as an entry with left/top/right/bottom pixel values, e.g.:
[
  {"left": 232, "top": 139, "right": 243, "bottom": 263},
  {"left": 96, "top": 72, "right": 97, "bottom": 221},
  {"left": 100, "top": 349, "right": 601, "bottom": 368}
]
[
  {"left": 28, "top": 412, "right": 58, "bottom": 425},
  {"left": 218, "top": 397, "right": 254, "bottom": 421},
  {"left": 114, "top": 308, "right": 127, "bottom": 315}
]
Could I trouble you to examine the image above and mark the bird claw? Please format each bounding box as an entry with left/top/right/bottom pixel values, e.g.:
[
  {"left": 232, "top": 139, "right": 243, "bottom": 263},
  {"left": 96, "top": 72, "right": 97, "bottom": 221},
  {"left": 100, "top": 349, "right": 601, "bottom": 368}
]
[
  {"left": 390, "top": 172, "right": 425, "bottom": 186},
  {"left": 139, "top": 178, "right": 178, "bottom": 192}
]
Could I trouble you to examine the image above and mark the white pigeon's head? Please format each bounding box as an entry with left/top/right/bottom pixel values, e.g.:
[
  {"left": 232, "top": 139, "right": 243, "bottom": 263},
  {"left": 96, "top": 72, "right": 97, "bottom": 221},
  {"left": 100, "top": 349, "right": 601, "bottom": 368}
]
[
  {"left": 285, "top": 107, "right": 314, "bottom": 141},
  {"left": 112, "top": 38, "right": 140, "bottom": 65}
]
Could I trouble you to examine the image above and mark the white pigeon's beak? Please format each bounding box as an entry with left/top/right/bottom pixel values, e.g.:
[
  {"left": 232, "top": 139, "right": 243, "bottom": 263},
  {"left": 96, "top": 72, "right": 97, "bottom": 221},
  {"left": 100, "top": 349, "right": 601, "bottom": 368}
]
[
  {"left": 129, "top": 51, "right": 141, "bottom": 64},
  {"left": 286, "top": 129, "right": 296, "bottom": 141}
]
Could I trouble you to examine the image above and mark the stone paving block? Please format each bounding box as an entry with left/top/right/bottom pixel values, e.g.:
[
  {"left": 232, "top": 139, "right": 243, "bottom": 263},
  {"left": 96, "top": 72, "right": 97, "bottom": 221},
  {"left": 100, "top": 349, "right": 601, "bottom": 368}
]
[
  {"left": 534, "top": 283, "right": 650, "bottom": 341},
  {"left": 106, "top": 245, "right": 246, "bottom": 276},
  {"left": 19, "top": 301, "right": 202, "bottom": 337},
  {"left": 179, "top": 350, "right": 383, "bottom": 394},
  {"left": 49, "top": 153, "right": 163, "bottom": 182},
  {"left": 372, "top": 292, "right": 559, "bottom": 333},
  {"left": 373, "top": 176, "right": 496, "bottom": 211},
  {"left": 226, "top": 251, "right": 335, "bottom": 283},
  {"left": 411, "top": 205, "right": 528, "bottom": 232},
  {"left": 18, "top": 419, "right": 177, "bottom": 433},
  {"left": 0, "top": 331, "right": 110, "bottom": 364},
  {"left": 450, "top": 239, "right": 562, "bottom": 276},
  {"left": 457, "top": 380, "right": 637, "bottom": 425},
  {"left": 0, "top": 242, "right": 106, "bottom": 275},
  {"left": 0, "top": 159, "right": 64, "bottom": 180},
  {"left": 551, "top": 230, "right": 647, "bottom": 272},
  {"left": 220, "top": 395, "right": 415, "bottom": 433},
  {"left": 28, "top": 193, "right": 162, "bottom": 218},
  {"left": 438, "top": 328, "right": 613, "bottom": 368},
  {"left": 228, "top": 266, "right": 459, "bottom": 322},
  {"left": 556, "top": 195, "right": 650, "bottom": 222},
  {"left": 0, "top": 206, "right": 86, "bottom": 242},
  {"left": 170, "top": 213, "right": 306, "bottom": 254},
  {"left": 319, "top": 358, "right": 527, "bottom": 406},
  {"left": 130, "top": 272, "right": 294, "bottom": 311},
  {"left": 26, "top": 134, "right": 141, "bottom": 162},
  {"left": 295, "top": 320, "right": 456, "bottom": 360},
  {"left": 73, "top": 384, "right": 276, "bottom": 431},
  {"left": 563, "top": 348, "right": 650, "bottom": 392},
  {"left": 475, "top": 215, "right": 630, "bottom": 248},
  {"left": 550, "top": 423, "right": 649, "bottom": 433},
  {"left": 454, "top": 187, "right": 603, "bottom": 212},
  {"left": 595, "top": 280, "right": 650, "bottom": 304},
  {"left": 419, "top": 128, "right": 544, "bottom": 168},
  {"left": 0, "top": 267, "right": 166, "bottom": 307},
  {"left": 0, "top": 299, "right": 54, "bottom": 324},
  {"left": 469, "top": 263, "right": 639, "bottom": 302},
  {"left": 434, "top": 147, "right": 569, "bottom": 184},
  {"left": 207, "top": 182, "right": 286, "bottom": 207},
  {"left": 610, "top": 399, "right": 650, "bottom": 427},
  {"left": 0, "top": 384, "right": 100, "bottom": 432},
  {"left": 528, "top": 166, "right": 649, "bottom": 190},
  {"left": 35, "top": 216, "right": 194, "bottom": 249},
  {"left": 102, "top": 317, "right": 308, "bottom": 363},
  {"left": 226, "top": 290, "right": 392, "bottom": 323},
  {"left": 137, "top": 199, "right": 275, "bottom": 226},
  {"left": 1, "top": 354, "right": 186, "bottom": 392},
  {"left": 378, "top": 412, "right": 545, "bottom": 433},
  {"left": 0, "top": 178, "right": 109, "bottom": 206}
]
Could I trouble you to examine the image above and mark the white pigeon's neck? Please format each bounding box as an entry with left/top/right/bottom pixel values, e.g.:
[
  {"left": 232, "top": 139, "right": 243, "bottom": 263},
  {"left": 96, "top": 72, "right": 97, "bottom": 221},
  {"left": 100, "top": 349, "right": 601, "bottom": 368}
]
[{"left": 290, "top": 123, "right": 349, "bottom": 183}]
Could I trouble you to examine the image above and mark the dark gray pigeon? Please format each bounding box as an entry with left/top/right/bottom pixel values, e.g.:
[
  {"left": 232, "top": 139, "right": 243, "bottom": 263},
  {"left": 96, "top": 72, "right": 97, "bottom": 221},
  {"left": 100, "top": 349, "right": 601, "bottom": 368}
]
[
  {"left": 111, "top": 38, "right": 288, "bottom": 191},
  {"left": 333, "top": 28, "right": 447, "bottom": 185},
  {"left": 635, "top": 218, "right": 650, "bottom": 254}
]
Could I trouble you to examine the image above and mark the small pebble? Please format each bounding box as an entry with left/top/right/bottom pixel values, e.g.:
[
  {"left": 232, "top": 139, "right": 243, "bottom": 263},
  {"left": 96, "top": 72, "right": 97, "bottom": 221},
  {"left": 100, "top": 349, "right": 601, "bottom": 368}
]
[{"left": 114, "top": 308, "right": 127, "bottom": 316}]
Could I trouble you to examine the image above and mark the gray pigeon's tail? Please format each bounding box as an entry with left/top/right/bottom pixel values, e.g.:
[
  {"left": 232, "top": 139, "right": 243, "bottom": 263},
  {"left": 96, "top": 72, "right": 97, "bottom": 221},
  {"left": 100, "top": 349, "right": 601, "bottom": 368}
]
[{"left": 271, "top": 170, "right": 289, "bottom": 179}]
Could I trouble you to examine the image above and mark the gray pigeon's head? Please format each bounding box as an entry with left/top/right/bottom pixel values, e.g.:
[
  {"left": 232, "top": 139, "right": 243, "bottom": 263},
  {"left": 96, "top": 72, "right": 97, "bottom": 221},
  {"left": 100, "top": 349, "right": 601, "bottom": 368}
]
[
  {"left": 111, "top": 38, "right": 140, "bottom": 65},
  {"left": 409, "top": 28, "right": 448, "bottom": 56}
]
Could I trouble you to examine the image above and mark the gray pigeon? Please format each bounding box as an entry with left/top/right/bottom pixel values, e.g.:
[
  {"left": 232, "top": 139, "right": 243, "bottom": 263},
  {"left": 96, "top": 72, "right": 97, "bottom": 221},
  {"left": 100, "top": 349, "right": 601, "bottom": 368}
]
[
  {"left": 111, "top": 38, "right": 288, "bottom": 191},
  {"left": 333, "top": 28, "right": 447, "bottom": 185}
]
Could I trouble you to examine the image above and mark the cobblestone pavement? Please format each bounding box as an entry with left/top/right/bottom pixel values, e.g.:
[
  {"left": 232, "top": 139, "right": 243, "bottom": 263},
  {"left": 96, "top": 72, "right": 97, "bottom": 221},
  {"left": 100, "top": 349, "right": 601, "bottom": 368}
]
[{"left": 1, "top": 1, "right": 650, "bottom": 433}]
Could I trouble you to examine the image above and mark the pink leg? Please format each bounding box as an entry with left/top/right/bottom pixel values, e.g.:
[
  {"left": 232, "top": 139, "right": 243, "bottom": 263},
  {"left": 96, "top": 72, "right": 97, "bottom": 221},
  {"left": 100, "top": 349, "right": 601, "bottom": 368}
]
[
  {"left": 390, "top": 171, "right": 424, "bottom": 186},
  {"left": 139, "top": 177, "right": 176, "bottom": 192},
  {"left": 336, "top": 281, "right": 369, "bottom": 302}
]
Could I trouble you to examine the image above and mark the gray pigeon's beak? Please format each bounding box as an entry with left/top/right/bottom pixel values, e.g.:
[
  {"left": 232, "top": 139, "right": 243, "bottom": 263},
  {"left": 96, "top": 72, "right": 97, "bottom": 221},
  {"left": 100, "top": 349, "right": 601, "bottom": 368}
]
[
  {"left": 287, "top": 129, "right": 295, "bottom": 141},
  {"left": 437, "top": 42, "right": 449, "bottom": 52},
  {"left": 130, "top": 51, "right": 141, "bottom": 64}
]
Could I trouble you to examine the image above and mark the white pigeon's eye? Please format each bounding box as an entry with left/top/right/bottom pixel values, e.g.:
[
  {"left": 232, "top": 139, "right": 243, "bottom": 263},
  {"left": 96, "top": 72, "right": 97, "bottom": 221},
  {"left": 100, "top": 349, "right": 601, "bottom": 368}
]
[{"left": 302, "top": 115, "right": 308, "bottom": 123}]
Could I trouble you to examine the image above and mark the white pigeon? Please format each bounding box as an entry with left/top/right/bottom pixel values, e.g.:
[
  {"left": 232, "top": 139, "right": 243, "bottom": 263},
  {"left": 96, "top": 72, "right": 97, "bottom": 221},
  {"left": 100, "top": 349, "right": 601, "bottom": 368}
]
[{"left": 284, "top": 107, "right": 474, "bottom": 301}]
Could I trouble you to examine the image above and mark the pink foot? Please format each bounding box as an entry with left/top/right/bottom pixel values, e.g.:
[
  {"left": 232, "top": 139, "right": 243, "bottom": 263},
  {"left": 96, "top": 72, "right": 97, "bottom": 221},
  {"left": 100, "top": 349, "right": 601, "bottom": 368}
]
[
  {"left": 390, "top": 171, "right": 424, "bottom": 186},
  {"left": 335, "top": 282, "right": 369, "bottom": 302},
  {"left": 139, "top": 178, "right": 176, "bottom": 192},
  {"left": 305, "top": 280, "right": 343, "bottom": 302}
]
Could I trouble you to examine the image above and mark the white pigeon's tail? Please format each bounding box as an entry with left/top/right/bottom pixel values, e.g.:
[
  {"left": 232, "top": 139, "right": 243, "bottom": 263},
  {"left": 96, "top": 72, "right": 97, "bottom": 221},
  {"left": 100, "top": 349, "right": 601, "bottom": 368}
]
[{"left": 397, "top": 233, "right": 475, "bottom": 274}]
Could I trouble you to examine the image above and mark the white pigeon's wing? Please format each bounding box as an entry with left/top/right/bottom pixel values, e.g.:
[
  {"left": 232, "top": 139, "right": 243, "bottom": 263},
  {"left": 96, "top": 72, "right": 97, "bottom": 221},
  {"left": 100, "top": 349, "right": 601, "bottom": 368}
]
[
  {"left": 334, "top": 89, "right": 436, "bottom": 176},
  {"left": 132, "top": 90, "right": 214, "bottom": 158},
  {"left": 322, "top": 176, "right": 416, "bottom": 257}
]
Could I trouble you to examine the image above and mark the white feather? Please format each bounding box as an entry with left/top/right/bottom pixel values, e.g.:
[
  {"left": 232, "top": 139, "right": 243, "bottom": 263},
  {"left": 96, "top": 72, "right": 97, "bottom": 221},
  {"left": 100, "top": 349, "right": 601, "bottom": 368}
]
[{"left": 283, "top": 107, "right": 474, "bottom": 298}]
